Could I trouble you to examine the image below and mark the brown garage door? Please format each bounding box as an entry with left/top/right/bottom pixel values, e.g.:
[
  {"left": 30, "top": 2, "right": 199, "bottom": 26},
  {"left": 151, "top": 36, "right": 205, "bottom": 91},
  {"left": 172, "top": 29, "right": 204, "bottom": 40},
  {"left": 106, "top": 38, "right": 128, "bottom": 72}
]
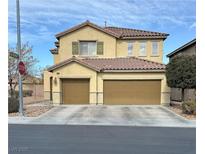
[
  {"left": 62, "top": 79, "right": 89, "bottom": 104},
  {"left": 103, "top": 80, "right": 161, "bottom": 105}
]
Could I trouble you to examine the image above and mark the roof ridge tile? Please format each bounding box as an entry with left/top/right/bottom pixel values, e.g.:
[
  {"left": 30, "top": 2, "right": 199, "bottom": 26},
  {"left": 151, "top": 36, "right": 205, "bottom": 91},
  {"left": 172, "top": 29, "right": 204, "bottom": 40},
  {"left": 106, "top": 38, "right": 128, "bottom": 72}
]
[{"left": 55, "top": 21, "right": 168, "bottom": 39}]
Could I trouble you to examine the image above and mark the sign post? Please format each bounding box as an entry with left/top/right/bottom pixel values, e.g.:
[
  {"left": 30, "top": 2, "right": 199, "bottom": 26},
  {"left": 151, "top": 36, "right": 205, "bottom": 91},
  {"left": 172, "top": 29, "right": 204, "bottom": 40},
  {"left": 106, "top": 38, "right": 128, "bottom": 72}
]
[{"left": 16, "top": 0, "right": 24, "bottom": 116}]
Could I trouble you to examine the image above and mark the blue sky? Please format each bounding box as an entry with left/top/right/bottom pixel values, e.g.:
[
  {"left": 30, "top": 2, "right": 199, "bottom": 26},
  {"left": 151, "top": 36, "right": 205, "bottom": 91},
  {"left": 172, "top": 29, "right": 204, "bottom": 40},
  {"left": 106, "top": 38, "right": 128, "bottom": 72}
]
[{"left": 8, "top": 0, "right": 196, "bottom": 68}]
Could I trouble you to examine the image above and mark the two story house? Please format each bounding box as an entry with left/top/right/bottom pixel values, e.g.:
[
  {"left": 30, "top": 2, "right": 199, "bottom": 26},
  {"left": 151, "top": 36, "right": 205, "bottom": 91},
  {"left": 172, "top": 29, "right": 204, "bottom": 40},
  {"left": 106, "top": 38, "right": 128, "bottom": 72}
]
[{"left": 44, "top": 21, "right": 170, "bottom": 105}]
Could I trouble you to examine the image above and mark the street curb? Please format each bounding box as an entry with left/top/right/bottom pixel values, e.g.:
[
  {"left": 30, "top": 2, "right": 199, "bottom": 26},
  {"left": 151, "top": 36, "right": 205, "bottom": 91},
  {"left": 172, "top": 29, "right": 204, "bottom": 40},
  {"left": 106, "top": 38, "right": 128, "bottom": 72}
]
[{"left": 8, "top": 122, "right": 196, "bottom": 128}]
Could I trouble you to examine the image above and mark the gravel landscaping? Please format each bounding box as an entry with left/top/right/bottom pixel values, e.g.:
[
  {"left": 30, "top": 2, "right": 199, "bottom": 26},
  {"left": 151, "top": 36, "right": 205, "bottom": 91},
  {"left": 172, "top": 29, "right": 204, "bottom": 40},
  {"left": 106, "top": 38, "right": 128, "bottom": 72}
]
[
  {"left": 9, "top": 96, "right": 53, "bottom": 117},
  {"left": 9, "top": 105, "right": 53, "bottom": 117},
  {"left": 168, "top": 105, "right": 196, "bottom": 120}
]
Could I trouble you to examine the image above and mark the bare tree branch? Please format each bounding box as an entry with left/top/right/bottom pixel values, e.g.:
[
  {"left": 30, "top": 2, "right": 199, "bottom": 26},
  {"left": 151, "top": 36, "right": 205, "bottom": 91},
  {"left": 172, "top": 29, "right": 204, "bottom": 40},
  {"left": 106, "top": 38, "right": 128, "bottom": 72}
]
[{"left": 8, "top": 42, "right": 39, "bottom": 96}]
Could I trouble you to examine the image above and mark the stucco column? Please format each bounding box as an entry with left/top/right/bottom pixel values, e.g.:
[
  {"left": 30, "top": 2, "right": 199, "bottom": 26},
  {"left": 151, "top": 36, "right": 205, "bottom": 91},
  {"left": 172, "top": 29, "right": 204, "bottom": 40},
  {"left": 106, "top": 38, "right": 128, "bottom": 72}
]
[
  {"left": 43, "top": 71, "right": 52, "bottom": 100},
  {"left": 52, "top": 75, "right": 61, "bottom": 105},
  {"left": 160, "top": 76, "right": 170, "bottom": 106},
  {"left": 97, "top": 75, "right": 103, "bottom": 105}
]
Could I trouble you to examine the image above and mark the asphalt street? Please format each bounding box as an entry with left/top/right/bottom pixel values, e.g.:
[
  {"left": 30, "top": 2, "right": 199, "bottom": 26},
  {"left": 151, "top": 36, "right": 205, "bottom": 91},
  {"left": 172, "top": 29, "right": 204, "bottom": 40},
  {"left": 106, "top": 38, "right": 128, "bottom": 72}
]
[{"left": 9, "top": 124, "right": 196, "bottom": 154}]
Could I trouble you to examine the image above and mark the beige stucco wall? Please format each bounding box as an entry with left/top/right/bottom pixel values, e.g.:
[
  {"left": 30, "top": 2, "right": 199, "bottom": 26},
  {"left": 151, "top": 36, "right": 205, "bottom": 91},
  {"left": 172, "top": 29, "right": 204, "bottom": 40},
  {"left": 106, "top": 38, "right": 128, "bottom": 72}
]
[
  {"left": 44, "top": 62, "right": 170, "bottom": 105},
  {"left": 116, "top": 39, "right": 163, "bottom": 63},
  {"left": 54, "top": 26, "right": 117, "bottom": 64},
  {"left": 48, "top": 62, "right": 97, "bottom": 105},
  {"left": 54, "top": 26, "right": 164, "bottom": 64}
]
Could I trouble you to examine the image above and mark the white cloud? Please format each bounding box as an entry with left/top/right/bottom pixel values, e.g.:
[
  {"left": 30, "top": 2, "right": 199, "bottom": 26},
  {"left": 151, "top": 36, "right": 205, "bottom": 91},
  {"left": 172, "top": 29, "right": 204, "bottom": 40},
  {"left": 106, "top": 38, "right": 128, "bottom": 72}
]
[
  {"left": 189, "top": 22, "right": 196, "bottom": 29},
  {"left": 8, "top": 0, "right": 196, "bottom": 45}
]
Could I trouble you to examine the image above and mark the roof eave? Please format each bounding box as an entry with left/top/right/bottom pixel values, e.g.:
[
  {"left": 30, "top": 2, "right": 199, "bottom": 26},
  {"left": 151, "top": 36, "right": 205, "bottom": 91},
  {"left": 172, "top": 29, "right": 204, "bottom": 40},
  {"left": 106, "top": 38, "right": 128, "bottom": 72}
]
[
  {"left": 55, "top": 21, "right": 120, "bottom": 39},
  {"left": 47, "top": 59, "right": 101, "bottom": 72},
  {"left": 120, "top": 36, "right": 168, "bottom": 40},
  {"left": 102, "top": 69, "right": 165, "bottom": 73},
  {"left": 49, "top": 48, "right": 58, "bottom": 54},
  {"left": 167, "top": 38, "right": 196, "bottom": 57}
]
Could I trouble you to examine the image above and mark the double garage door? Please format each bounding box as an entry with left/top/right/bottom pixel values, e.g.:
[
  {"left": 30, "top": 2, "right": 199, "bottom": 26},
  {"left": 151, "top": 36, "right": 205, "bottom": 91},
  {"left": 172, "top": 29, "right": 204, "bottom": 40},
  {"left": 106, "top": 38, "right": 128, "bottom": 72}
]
[
  {"left": 103, "top": 80, "right": 161, "bottom": 105},
  {"left": 62, "top": 79, "right": 161, "bottom": 105}
]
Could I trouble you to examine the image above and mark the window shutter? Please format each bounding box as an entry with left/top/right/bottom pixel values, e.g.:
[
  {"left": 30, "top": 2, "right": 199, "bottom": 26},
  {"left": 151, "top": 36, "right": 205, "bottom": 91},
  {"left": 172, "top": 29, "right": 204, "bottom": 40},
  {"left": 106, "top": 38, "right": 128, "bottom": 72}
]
[
  {"left": 97, "top": 42, "right": 103, "bottom": 55},
  {"left": 72, "top": 42, "right": 79, "bottom": 55}
]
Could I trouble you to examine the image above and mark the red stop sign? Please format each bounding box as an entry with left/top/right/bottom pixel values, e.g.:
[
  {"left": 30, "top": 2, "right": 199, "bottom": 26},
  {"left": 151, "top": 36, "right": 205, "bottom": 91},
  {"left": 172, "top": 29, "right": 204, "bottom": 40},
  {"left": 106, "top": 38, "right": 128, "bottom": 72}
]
[{"left": 18, "top": 61, "right": 26, "bottom": 75}]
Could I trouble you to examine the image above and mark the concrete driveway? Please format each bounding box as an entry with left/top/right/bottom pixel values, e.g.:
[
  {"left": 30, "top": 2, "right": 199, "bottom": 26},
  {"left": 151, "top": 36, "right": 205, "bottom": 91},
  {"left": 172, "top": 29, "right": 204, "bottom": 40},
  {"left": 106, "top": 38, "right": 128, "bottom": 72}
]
[{"left": 27, "top": 105, "right": 195, "bottom": 127}]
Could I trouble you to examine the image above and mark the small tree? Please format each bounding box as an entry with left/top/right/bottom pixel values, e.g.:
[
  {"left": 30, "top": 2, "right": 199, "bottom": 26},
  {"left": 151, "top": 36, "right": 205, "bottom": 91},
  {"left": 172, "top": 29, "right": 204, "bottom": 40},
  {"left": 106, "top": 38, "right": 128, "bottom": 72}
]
[
  {"left": 8, "top": 42, "right": 39, "bottom": 96},
  {"left": 166, "top": 55, "right": 196, "bottom": 101}
]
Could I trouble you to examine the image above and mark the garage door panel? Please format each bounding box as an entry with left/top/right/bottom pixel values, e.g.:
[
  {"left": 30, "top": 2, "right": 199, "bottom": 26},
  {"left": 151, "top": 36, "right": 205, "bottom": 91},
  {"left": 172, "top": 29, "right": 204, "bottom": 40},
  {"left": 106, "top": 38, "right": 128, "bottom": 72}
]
[
  {"left": 62, "top": 79, "right": 89, "bottom": 104},
  {"left": 103, "top": 80, "right": 161, "bottom": 105}
]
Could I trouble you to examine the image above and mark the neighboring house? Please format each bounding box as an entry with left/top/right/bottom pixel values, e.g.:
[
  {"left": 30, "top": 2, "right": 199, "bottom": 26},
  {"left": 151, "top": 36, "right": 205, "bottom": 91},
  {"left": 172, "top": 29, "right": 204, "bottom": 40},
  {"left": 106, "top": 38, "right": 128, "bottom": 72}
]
[
  {"left": 167, "top": 38, "right": 196, "bottom": 102},
  {"left": 167, "top": 38, "right": 196, "bottom": 60},
  {"left": 44, "top": 20, "right": 170, "bottom": 105}
]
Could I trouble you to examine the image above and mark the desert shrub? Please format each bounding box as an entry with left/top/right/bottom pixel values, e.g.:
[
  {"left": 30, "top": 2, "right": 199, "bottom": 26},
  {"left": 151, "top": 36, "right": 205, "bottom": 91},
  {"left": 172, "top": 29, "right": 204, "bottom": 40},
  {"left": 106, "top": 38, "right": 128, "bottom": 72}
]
[
  {"left": 8, "top": 89, "right": 18, "bottom": 98},
  {"left": 23, "top": 90, "right": 33, "bottom": 97},
  {"left": 8, "top": 97, "right": 19, "bottom": 113},
  {"left": 166, "top": 55, "right": 196, "bottom": 101},
  {"left": 182, "top": 100, "right": 196, "bottom": 115}
]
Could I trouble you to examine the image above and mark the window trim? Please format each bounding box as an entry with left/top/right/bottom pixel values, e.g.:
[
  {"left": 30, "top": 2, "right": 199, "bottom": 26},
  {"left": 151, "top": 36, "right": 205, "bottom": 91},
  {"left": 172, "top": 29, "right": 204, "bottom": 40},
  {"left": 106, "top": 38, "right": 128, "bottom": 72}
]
[
  {"left": 79, "top": 41, "right": 97, "bottom": 56},
  {"left": 139, "top": 41, "right": 147, "bottom": 57},
  {"left": 127, "top": 42, "right": 134, "bottom": 56},
  {"left": 151, "top": 41, "right": 159, "bottom": 56}
]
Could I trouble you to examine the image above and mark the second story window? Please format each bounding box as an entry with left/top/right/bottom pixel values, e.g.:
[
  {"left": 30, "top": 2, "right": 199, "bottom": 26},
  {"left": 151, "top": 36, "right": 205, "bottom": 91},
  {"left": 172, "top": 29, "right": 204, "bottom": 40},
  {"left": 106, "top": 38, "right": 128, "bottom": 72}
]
[
  {"left": 152, "top": 41, "right": 158, "bottom": 55},
  {"left": 128, "top": 42, "right": 133, "bottom": 56},
  {"left": 79, "top": 41, "right": 96, "bottom": 56},
  {"left": 139, "top": 42, "right": 147, "bottom": 56}
]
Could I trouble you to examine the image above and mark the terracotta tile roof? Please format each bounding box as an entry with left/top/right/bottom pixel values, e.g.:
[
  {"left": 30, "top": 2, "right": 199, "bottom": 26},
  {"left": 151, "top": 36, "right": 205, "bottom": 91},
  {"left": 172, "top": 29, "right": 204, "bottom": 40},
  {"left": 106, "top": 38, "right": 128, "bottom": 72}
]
[
  {"left": 55, "top": 20, "right": 169, "bottom": 39},
  {"left": 49, "top": 48, "right": 58, "bottom": 54},
  {"left": 55, "top": 20, "right": 120, "bottom": 39},
  {"left": 104, "top": 27, "right": 169, "bottom": 39},
  {"left": 54, "top": 41, "right": 59, "bottom": 47},
  {"left": 47, "top": 57, "right": 165, "bottom": 72}
]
